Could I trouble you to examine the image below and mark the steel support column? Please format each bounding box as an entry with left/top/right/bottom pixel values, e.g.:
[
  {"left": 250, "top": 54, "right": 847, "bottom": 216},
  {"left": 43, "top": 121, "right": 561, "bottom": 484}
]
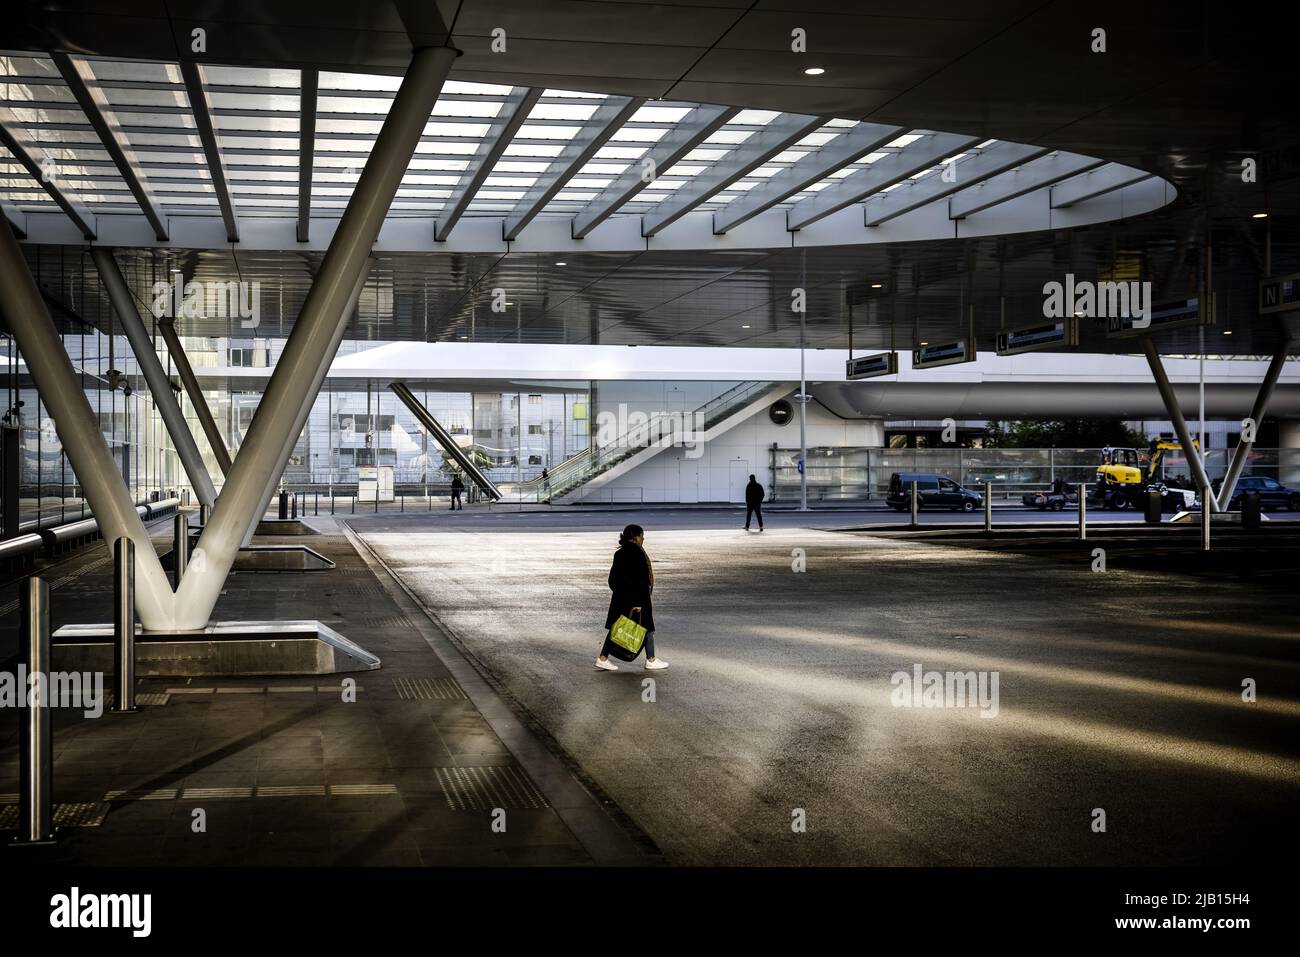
[
  {"left": 1217, "top": 338, "right": 1293, "bottom": 509},
  {"left": 0, "top": 220, "right": 176, "bottom": 626},
  {"left": 156, "top": 317, "right": 232, "bottom": 478},
  {"left": 243, "top": 264, "right": 371, "bottom": 544},
  {"left": 93, "top": 248, "right": 217, "bottom": 507},
  {"left": 174, "top": 45, "right": 458, "bottom": 629},
  {"left": 1142, "top": 338, "right": 1220, "bottom": 510}
]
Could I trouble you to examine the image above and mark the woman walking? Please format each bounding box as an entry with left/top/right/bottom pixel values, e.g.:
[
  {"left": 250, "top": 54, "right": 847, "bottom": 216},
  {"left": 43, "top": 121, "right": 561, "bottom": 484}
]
[{"left": 595, "top": 523, "right": 668, "bottom": 671}]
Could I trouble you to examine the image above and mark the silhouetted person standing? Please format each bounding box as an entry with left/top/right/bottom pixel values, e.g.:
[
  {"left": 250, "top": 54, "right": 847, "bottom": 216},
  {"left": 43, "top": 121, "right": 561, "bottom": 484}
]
[
  {"left": 450, "top": 473, "right": 464, "bottom": 510},
  {"left": 744, "top": 474, "right": 765, "bottom": 531}
]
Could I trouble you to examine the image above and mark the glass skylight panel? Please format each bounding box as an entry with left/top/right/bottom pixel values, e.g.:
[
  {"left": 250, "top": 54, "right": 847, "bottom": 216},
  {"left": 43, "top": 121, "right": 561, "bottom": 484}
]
[
  {"left": 209, "top": 91, "right": 300, "bottom": 113},
  {"left": 504, "top": 143, "right": 564, "bottom": 157},
  {"left": 887, "top": 133, "right": 923, "bottom": 148},
  {"left": 731, "top": 109, "right": 781, "bottom": 125},
  {"left": 213, "top": 115, "right": 299, "bottom": 134},
  {"left": 518, "top": 124, "right": 582, "bottom": 140},
  {"left": 320, "top": 72, "right": 400, "bottom": 92},
  {"left": 703, "top": 129, "right": 753, "bottom": 145},
  {"left": 318, "top": 94, "right": 391, "bottom": 115},
  {"left": 610, "top": 126, "right": 665, "bottom": 143},
  {"left": 431, "top": 99, "right": 504, "bottom": 118},
  {"left": 629, "top": 105, "right": 690, "bottom": 123},
  {"left": 202, "top": 65, "right": 299, "bottom": 88},
  {"left": 528, "top": 103, "right": 597, "bottom": 122},
  {"left": 592, "top": 146, "right": 645, "bottom": 160}
]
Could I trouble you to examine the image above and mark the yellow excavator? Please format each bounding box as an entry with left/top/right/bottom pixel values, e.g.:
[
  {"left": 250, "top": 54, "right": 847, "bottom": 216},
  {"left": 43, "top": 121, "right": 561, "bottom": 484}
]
[{"left": 1092, "top": 440, "right": 1198, "bottom": 510}]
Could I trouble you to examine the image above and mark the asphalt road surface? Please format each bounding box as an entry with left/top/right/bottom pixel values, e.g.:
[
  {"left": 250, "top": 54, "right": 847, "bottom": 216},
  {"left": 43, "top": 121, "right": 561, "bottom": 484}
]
[{"left": 358, "top": 511, "right": 1300, "bottom": 866}]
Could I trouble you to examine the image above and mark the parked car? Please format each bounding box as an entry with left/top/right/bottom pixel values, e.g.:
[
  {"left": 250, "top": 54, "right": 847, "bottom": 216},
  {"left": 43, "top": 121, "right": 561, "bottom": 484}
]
[
  {"left": 1210, "top": 475, "right": 1300, "bottom": 511},
  {"left": 1022, "top": 489, "right": 1069, "bottom": 510},
  {"left": 887, "top": 472, "right": 984, "bottom": 512}
]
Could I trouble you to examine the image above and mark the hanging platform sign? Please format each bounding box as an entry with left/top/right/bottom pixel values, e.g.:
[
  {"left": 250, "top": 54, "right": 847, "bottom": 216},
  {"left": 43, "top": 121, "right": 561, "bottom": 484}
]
[
  {"left": 912, "top": 338, "right": 976, "bottom": 369},
  {"left": 845, "top": 352, "right": 898, "bottom": 379},
  {"left": 996, "top": 318, "right": 1078, "bottom": 356},
  {"left": 1259, "top": 272, "right": 1300, "bottom": 315}
]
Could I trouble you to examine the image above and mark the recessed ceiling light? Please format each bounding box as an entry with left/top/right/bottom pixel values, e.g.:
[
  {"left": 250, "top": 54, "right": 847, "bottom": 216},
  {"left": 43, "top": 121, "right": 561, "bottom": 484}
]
[
  {"left": 871, "top": 283, "right": 883, "bottom": 289},
  {"left": 554, "top": 261, "right": 567, "bottom": 266},
  {"left": 459, "top": 335, "right": 468, "bottom": 339},
  {"left": 919, "top": 341, "right": 929, "bottom": 346},
  {"left": 741, "top": 324, "right": 751, "bottom": 329},
  {"left": 1223, "top": 330, "right": 1233, "bottom": 336},
  {"left": 804, "top": 67, "right": 825, "bottom": 76},
  {"left": 1252, "top": 212, "right": 1268, "bottom": 219}
]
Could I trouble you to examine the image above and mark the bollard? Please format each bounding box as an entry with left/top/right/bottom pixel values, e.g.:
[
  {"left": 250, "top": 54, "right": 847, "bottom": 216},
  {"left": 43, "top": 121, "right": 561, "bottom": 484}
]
[
  {"left": 330, "top": 493, "right": 335, "bottom": 516},
  {"left": 1241, "top": 490, "right": 1261, "bottom": 531},
  {"left": 1144, "top": 487, "right": 1162, "bottom": 524},
  {"left": 400, "top": 494, "right": 405, "bottom": 513},
  {"left": 199, "top": 503, "right": 209, "bottom": 527},
  {"left": 172, "top": 512, "right": 189, "bottom": 588},
  {"left": 984, "top": 482, "right": 992, "bottom": 532},
  {"left": 14, "top": 577, "right": 55, "bottom": 845},
  {"left": 374, "top": 490, "right": 379, "bottom": 514},
  {"left": 315, "top": 492, "right": 319, "bottom": 516},
  {"left": 352, "top": 495, "right": 356, "bottom": 514},
  {"left": 1201, "top": 491, "right": 1211, "bottom": 551},
  {"left": 278, "top": 490, "right": 288, "bottom": 520},
  {"left": 910, "top": 480, "right": 919, "bottom": 527},
  {"left": 291, "top": 493, "right": 298, "bottom": 520},
  {"left": 112, "top": 537, "right": 138, "bottom": 714},
  {"left": 1077, "top": 483, "right": 1087, "bottom": 540}
]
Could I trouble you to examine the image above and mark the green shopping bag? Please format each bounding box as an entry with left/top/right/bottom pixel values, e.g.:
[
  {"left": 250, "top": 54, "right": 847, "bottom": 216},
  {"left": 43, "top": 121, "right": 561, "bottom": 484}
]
[{"left": 609, "top": 614, "right": 647, "bottom": 656}]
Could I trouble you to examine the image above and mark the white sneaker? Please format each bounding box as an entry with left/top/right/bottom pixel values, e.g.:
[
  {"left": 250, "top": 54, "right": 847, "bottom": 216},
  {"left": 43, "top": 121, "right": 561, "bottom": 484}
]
[
  {"left": 644, "top": 658, "right": 669, "bottom": 671},
  {"left": 595, "top": 658, "right": 619, "bottom": 671}
]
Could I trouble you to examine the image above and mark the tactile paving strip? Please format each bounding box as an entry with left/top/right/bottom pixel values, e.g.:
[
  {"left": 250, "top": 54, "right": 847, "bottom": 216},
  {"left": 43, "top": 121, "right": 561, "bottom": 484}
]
[
  {"left": 435, "top": 766, "right": 550, "bottom": 811},
  {"left": 393, "top": 677, "right": 468, "bottom": 701},
  {"left": 0, "top": 802, "right": 109, "bottom": 829}
]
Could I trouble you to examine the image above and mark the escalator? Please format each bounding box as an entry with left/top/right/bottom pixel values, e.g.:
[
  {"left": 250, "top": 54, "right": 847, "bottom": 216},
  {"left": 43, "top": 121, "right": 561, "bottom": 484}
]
[{"left": 389, "top": 382, "right": 501, "bottom": 501}]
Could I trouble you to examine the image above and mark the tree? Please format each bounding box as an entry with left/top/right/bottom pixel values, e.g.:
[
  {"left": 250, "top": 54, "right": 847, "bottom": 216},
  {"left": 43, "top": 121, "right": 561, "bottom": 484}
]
[{"left": 983, "top": 418, "right": 1148, "bottom": 449}]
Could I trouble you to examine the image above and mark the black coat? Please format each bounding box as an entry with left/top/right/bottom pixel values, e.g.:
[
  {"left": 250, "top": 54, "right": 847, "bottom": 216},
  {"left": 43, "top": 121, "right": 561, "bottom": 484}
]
[
  {"left": 745, "top": 479, "right": 765, "bottom": 507},
  {"left": 604, "top": 543, "right": 654, "bottom": 632}
]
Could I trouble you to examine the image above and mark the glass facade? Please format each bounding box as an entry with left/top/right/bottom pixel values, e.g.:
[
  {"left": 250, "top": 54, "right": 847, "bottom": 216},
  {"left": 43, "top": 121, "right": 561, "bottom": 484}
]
[{"left": 2, "top": 330, "right": 180, "bottom": 531}]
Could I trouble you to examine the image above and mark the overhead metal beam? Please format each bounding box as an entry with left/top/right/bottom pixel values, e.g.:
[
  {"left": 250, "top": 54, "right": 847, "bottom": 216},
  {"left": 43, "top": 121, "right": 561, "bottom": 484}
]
[
  {"left": 297, "top": 69, "right": 318, "bottom": 243},
  {"left": 571, "top": 104, "right": 740, "bottom": 240},
  {"left": 786, "top": 132, "right": 979, "bottom": 232},
  {"left": 1050, "top": 165, "right": 1152, "bottom": 208},
  {"left": 0, "top": 107, "right": 97, "bottom": 239},
  {"left": 391, "top": 381, "right": 501, "bottom": 499},
  {"left": 174, "top": 44, "right": 459, "bottom": 630},
  {"left": 711, "top": 122, "right": 905, "bottom": 235},
  {"left": 156, "top": 316, "right": 233, "bottom": 478},
  {"left": 1217, "top": 337, "right": 1293, "bottom": 508},
  {"left": 948, "top": 151, "right": 1104, "bottom": 220},
  {"left": 502, "top": 96, "right": 644, "bottom": 241},
  {"left": 92, "top": 248, "right": 217, "bottom": 507},
  {"left": 436, "top": 87, "right": 541, "bottom": 242},
  {"left": 640, "top": 113, "right": 827, "bottom": 237},
  {"left": 863, "top": 141, "right": 1049, "bottom": 226},
  {"left": 178, "top": 60, "right": 239, "bottom": 243},
  {"left": 52, "top": 52, "right": 168, "bottom": 241},
  {"left": 1142, "top": 337, "right": 1221, "bottom": 511}
]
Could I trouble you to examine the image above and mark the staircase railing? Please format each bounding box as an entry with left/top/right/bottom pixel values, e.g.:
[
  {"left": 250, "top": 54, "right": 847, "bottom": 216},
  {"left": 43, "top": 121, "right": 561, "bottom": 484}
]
[{"left": 534, "top": 381, "right": 784, "bottom": 501}]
